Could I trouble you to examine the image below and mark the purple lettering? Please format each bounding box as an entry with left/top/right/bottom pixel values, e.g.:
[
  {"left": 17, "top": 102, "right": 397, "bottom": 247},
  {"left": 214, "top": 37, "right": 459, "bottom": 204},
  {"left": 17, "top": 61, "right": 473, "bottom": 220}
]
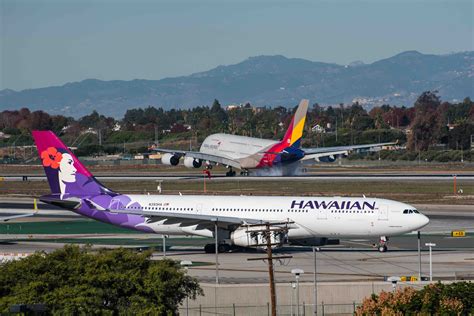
[
  {"left": 363, "top": 201, "right": 376, "bottom": 210},
  {"left": 328, "top": 201, "right": 340, "bottom": 209},
  {"left": 350, "top": 201, "right": 361, "bottom": 210},
  {"left": 313, "top": 201, "right": 328, "bottom": 209},
  {"left": 303, "top": 201, "right": 315, "bottom": 209},
  {"left": 291, "top": 200, "right": 304, "bottom": 209}
]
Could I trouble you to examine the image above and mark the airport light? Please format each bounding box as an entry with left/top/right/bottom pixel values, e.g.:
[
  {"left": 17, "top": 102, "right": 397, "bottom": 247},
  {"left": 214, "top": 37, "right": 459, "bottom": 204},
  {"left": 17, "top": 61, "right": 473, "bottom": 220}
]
[
  {"left": 387, "top": 276, "right": 401, "bottom": 291},
  {"left": 291, "top": 268, "right": 304, "bottom": 316},
  {"left": 425, "top": 243, "right": 436, "bottom": 281},
  {"left": 290, "top": 282, "right": 296, "bottom": 316},
  {"left": 180, "top": 260, "right": 193, "bottom": 316}
]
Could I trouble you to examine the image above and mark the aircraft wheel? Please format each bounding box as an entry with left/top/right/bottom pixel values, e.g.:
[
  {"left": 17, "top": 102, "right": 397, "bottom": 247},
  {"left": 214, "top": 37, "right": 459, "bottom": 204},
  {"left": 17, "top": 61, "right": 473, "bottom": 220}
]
[
  {"left": 226, "top": 170, "right": 236, "bottom": 177},
  {"left": 218, "top": 244, "right": 231, "bottom": 253},
  {"left": 378, "top": 245, "right": 387, "bottom": 253},
  {"left": 204, "top": 244, "right": 215, "bottom": 253}
]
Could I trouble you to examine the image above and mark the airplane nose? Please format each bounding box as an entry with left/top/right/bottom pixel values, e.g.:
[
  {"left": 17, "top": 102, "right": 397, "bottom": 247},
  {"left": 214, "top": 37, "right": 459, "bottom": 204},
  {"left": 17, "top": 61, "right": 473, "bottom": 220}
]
[{"left": 418, "top": 214, "right": 430, "bottom": 229}]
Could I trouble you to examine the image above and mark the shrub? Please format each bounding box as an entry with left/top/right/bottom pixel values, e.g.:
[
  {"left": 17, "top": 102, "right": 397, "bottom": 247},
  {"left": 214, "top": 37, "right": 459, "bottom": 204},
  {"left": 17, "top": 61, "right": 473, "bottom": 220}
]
[{"left": 356, "top": 282, "right": 474, "bottom": 315}]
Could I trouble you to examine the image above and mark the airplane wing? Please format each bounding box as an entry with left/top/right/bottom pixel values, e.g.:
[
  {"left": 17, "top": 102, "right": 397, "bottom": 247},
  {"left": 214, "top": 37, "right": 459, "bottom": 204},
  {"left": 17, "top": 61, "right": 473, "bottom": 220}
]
[
  {"left": 302, "top": 141, "right": 397, "bottom": 161},
  {"left": 110, "top": 208, "right": 281, "bottom": 227},
  {"left": 153, "top": 149, "right": 242, "bottom": 169},
  {"left": 0, "top": 213, "right": 35, "bottom": 222}
]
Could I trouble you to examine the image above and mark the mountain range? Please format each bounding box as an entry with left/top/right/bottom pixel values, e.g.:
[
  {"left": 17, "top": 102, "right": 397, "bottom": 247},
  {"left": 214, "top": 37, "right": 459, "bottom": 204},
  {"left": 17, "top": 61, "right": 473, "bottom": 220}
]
[{"left": 1, "top": 51, "right": 473, "bottom": 118}]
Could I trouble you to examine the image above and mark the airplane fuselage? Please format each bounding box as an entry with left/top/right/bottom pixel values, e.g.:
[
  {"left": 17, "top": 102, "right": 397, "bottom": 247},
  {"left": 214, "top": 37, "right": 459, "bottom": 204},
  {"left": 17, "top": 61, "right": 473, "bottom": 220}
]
[
  {"left": 79, "top": 195, "right": 429, "bottom": 240},
  {"left": 200, "top": 133, "right": 304, "bottom": 169}
]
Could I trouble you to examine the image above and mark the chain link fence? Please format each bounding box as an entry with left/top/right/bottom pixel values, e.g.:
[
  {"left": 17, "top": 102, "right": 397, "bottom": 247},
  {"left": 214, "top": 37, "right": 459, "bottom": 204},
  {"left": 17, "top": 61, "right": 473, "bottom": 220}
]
[{"left": 179, "top": 302, "right": 361, "bottom": 315}]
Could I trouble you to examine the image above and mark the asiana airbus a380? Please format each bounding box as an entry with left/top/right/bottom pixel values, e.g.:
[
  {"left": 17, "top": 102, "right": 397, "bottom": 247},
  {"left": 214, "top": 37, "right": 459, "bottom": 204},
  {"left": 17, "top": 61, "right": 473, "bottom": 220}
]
[
  {"left": 33, "top": 131, "right": 429, "bottom": 252},
  {"left": 154, "top": 99, "right": 395, "bottom": 176}
]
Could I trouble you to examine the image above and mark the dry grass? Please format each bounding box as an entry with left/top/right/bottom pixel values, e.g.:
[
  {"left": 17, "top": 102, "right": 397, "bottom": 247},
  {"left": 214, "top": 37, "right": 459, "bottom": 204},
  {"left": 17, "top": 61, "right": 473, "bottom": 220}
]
[{"left": 2, "top": 177, "right": 473, "bottom": 205}]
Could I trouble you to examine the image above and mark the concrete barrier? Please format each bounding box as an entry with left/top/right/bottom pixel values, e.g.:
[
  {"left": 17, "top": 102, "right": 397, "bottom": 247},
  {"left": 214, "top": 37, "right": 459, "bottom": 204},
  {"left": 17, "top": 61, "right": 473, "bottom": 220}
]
[{"left": 186, "top": 281, "right": 434, "bottom": 308}]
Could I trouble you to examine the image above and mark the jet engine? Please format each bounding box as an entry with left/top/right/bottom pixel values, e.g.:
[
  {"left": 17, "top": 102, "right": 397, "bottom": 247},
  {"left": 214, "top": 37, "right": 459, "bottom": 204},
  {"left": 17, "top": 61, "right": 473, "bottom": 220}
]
[
  {"left": 315, "top": 152, "right": 348, "bottom": 163},
  {"left": 161, "top": 153, "right": 180, "bottom": 166},
  {"left": 317, "top": 155, "right": 336, "bottom": 163},
  {"left": 231, "top": 226, "right": 285, "bottom": 248},
  {"left": 183, "top": 157, "right": 202, "bottom": 168}
]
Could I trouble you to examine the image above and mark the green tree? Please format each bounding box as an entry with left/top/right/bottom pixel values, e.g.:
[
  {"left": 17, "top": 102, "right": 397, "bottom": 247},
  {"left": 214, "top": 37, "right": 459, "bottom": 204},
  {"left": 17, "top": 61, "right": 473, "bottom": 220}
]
[
  {"left": 0, "top": 245, "right": 202, "bottom": 315},
  {"left": 407, "top": 91, "right": 443, "bottom": 150}
]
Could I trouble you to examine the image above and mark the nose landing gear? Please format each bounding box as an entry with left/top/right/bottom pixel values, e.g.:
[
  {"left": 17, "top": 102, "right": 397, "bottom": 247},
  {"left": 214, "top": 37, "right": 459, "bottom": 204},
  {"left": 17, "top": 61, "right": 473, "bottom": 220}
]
[{"left": 374, "top": 236, "right": 389, "bottom": 252}]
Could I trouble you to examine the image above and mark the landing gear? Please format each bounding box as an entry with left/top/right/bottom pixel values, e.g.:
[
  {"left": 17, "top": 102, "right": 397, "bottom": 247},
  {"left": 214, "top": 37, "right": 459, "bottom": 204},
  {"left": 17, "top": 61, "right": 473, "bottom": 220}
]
[
  {"left": 240, "top": 169, "right": 249, "bottom": 176},
  {"left": 375, "top": 236, "right": 389, "bottom": 252},
  {"left": 204, "top": 243, "right": 232, "bottom": 253},
  {"left": 225, "top": 167, "right": 236, "bottom": 177}
]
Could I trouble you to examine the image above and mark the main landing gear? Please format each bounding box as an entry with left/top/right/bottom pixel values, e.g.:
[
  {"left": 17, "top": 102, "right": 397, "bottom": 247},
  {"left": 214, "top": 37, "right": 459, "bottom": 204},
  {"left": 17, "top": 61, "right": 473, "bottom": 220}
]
[
  {"left": 225, "top": 167, "right": 236, "bottom": 177},
  {"left": 374, "top": 236, "right": 389, "bottom": 252},
  {"left": 204, "top": 243, "right": 232, "bottom": 253}
]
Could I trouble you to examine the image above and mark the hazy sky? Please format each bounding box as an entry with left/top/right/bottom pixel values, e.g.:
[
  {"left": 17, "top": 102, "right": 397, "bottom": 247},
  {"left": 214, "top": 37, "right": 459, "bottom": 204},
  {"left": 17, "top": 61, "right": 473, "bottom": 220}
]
[{"left": 1, "top": 0, "right": 473, "bottom": 91}]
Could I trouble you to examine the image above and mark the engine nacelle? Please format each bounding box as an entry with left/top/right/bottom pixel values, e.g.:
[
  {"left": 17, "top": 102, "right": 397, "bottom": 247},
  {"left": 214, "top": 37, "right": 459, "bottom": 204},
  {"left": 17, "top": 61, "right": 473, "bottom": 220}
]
[
  {"left": 231, "top": 227, "right": 285, "bottom": 248},
  {"left": 161, "top": 153, "right": 180, "bottom": 166},
  {"left": 317, "top": 155, "right": 336, "bottom": 163},
  {"left": 183, "top": 156, "right": 202, "bottom": 168}
]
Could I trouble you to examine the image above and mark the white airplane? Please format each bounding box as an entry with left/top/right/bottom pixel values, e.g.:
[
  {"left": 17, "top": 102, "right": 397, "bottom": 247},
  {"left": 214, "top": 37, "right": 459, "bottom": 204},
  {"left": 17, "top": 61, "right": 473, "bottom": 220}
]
[
  {"left": 154, "top": 99, "right": 395, "bottom": 176},
  {"left": 32, "top": 130, "right": 429, "bottom": 252}
]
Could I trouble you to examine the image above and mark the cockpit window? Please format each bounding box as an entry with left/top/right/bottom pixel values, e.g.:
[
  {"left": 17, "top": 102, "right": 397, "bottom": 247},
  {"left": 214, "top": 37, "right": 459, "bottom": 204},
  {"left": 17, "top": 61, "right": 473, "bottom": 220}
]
[{"left": 403, "top": 209, "right": 419, "bottom": 214}]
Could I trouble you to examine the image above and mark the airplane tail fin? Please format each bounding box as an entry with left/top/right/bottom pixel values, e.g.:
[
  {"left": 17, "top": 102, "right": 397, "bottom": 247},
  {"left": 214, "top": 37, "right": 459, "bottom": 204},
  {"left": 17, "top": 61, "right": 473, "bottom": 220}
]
[
  {"left": 32, "top": 131, "right": 113, "bottom": 197},
  {"left": 280, "top": 99, "right": 309, "bottom": 149}
]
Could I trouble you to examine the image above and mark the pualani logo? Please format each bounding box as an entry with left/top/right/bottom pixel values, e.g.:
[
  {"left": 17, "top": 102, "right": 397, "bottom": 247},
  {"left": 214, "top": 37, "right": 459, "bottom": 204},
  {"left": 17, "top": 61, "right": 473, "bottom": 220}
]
[{"left": 291, "top": 200, "right": 376, "bottom": 210}]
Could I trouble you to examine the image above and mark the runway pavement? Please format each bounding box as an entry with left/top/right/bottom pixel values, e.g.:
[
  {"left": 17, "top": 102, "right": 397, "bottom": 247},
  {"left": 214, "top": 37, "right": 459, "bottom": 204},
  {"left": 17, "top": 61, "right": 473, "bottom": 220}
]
[{"left": 2, "top": 173, "right": 474, "bottom": 181}]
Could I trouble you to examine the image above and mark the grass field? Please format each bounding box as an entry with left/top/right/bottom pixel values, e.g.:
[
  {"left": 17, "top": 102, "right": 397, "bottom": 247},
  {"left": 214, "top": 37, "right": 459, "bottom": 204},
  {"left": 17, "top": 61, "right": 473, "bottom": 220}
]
[{"left": 2, "top": 177, "right": 473, "bottom": 205}]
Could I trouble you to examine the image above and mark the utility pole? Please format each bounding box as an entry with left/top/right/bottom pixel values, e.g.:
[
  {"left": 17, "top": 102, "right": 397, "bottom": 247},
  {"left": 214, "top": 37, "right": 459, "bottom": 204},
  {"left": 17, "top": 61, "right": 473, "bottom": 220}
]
[
  {"left": 313, "top": 247, "right": 319, "bottom": 315},
  {"left": 247, "top": 222, "right": 293, "bottom": 316}
]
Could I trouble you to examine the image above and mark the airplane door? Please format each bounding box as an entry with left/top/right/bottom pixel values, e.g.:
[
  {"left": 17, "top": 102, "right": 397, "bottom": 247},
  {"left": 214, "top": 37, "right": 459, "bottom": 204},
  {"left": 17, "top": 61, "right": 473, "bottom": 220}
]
[
  {"left": 378, "top": 205, "right": 389, "bottom": 220},
  {"left": 196, "top": 204, "right": 203, "bottom": 215},
  {"left": 317, "top": 208, "right": 327, "bottom": 220}
]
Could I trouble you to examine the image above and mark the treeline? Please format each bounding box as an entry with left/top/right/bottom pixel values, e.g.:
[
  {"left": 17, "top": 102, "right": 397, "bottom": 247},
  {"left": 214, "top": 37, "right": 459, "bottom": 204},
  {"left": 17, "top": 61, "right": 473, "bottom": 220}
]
[{"left": 1, "top": 92, "right": 473, "bottom": 154}]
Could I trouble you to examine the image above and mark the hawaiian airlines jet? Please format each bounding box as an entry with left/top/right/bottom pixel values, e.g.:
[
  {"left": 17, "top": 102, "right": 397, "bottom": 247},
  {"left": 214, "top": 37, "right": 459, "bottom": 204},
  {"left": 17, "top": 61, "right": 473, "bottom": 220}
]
[
  {"left": 32, "top": 131, "right": 428, "bottom": 252},
  {"left": 155, "top": 99, "right": 395, "bottom": 176}
]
